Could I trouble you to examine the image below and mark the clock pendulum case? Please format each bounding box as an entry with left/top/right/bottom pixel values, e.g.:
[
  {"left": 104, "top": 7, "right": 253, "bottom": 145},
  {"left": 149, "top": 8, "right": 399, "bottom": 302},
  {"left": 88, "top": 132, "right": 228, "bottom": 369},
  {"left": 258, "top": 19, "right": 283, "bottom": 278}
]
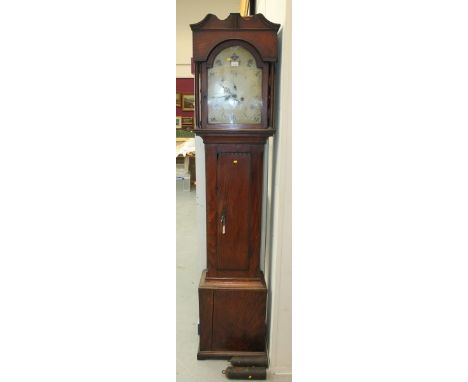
[{"left": 191, "top": 13, "right": 280, "bottom": 360}]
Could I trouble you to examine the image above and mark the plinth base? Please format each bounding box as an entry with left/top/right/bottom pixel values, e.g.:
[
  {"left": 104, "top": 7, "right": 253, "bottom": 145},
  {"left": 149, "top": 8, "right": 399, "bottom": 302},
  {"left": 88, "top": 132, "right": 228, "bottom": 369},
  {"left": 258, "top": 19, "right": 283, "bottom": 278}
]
[
  {"left": 197, "top": 347, "right": 267, "bottom": 360},
  {"left": 197, "top": 270, "right": 267, "bottom": 360}
]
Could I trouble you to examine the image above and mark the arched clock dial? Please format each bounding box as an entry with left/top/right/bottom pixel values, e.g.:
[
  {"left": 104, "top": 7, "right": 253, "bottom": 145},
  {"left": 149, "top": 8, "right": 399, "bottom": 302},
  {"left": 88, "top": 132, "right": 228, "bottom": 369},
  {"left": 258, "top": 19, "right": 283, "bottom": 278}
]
[{"left": 207, "top": 45, "right": 262, "bottom": 124}]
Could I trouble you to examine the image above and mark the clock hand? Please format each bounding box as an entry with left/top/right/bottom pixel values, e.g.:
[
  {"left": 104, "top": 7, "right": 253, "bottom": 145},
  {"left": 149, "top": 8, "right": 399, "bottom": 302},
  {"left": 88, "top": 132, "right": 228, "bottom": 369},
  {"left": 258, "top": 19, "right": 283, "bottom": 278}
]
[
  {"left": 231, "top": 94, "right": 244, "bottom": 103},
  {"left": 210, "top": 87, "right": 243, "bottom": 102}
]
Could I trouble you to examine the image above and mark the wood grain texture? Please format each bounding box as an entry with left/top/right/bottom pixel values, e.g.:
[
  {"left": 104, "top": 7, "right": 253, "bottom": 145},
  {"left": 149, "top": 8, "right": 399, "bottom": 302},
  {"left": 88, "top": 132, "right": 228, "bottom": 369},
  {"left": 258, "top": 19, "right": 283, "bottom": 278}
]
[
  {"left": 199, "top": 269, "right": 266, "bottom": 289},
  {"left": 198, "top": 288, "right": 213, "bottom": 350},
  {"left": 191, "top": 14, "right": 279, "bottom": 62},
  {"left": 250, "top": 149, "right": 263, "bottom": 274},
  {"left": 196, "top": 129, "right": 274, "bottom": 144},
  {"left": 198, "top": 271, "right": 267, "bottom": 357},
  {"left": 192, "top": 13, "right": 279, "bottom": 359},
  {"left": 190, "top": 13, "right": 280, "bottom": 32},
  {"left": 216, "top": 152, "right": 251, "bottom": 271},
  {"left": 197, "top": 349, "right": 267, "bottom": 361},
  {"left": 204, "top": 144, "right": 218, "bottom": 273},
  {"left": 212, "top": 289, "right": 266, "bottom": 351},
  {"left": 205, "top": 143, "right": 265, "bottom": 279}
]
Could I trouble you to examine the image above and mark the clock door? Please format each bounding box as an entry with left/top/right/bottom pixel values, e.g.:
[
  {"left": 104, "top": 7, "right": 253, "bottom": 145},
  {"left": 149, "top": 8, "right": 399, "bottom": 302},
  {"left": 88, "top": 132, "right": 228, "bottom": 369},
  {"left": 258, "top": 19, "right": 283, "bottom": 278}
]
[
  {"left": 216, "top": 152, "right": 251, "bottom": 271},
  {"left": 205, "top": 143, "right": 264, "bottom": 279}
]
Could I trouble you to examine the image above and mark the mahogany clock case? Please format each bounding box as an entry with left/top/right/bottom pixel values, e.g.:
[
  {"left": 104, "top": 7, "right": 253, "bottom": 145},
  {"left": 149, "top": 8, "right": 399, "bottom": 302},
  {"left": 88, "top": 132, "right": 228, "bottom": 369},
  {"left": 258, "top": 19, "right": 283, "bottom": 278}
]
[
  {"left": 191, "top": 13, "right": 280, "bottom": 134},
  {"left": 191, "top": 13, "right": 280, "bottom": 360}
]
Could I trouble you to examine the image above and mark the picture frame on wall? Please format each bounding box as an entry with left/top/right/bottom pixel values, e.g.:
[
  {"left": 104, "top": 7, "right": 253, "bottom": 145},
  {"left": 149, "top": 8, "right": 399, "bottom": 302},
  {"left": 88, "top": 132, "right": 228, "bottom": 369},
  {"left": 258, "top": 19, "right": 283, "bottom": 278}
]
[
  {"left": 176, "top": 93, "right": 181, "bottom": 108},
  {"left": 176, "top": 116, "right": 182, "bottom": 129},
  {"left": 182, "top": 94, "right": 195, "bottom": 111},
  {"left": 181, "top": 117, "right": 193, "bottom": 127}
]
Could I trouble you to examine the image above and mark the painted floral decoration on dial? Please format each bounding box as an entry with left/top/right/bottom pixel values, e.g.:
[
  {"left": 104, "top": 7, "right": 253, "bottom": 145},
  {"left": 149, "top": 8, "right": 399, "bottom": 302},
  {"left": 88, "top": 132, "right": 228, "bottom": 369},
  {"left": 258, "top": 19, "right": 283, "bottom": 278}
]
[{"left": 207, "top": 46, "right": 262, "bottom": 124}]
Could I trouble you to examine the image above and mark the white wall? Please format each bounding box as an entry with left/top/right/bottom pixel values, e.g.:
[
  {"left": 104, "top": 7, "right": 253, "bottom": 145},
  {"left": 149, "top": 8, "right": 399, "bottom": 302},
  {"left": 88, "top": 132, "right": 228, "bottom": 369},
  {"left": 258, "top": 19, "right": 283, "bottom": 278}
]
[
  {"left": 256, "top": 0, "right": 292, "bottom": 377},
  {"left": 177, "top": 0, "right": 241, "bottom": 276},
  {"left": 176, "top": 0, "right": 240, "bottom": 78}
]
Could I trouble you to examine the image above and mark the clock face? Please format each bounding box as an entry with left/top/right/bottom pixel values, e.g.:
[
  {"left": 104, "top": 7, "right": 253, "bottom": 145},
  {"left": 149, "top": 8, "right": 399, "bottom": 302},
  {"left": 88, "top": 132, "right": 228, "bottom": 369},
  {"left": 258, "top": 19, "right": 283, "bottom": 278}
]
[{"left": 207, "top": 45, "right": 263, "bottom": 125}]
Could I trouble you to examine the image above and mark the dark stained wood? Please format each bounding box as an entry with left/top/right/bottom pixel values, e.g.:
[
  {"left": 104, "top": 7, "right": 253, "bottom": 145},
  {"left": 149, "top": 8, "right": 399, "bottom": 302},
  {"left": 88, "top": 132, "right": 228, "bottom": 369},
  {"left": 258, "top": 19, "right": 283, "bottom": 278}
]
[
  {"left": 261, "top": 64, "right": 269, "bottom": 129},
  {"left": 268, "top": 63, "right": 276, "bottom": 129},
  {"left": 250, "top": 149, "right": 263, "bottom": 275},
  {"left": 212, "top": 289, "right": 266, "bottom": 351},
  {"left": 197, "top": 349, "right": 266, "bottom": 361},
  {"left": 198, "top": 288, "right": 213, "bottom": 350},
  {"left": 191, "top": 13, "right": 280, "bottom": 32},
  {"left": 191, "top": 13, "right": 280, "bottom": 62},
  {"left": 199, "top": 269, "right": 266, "bottom": 290},
  {"left": 195, "top": 128, "right": 275, "bottom": 144},
  {"left": 193, "top": 31, "right": 278, "bottom": 62},
  {"left": 216, "top": 152, "right": 251, "bottom": 271},
  {"left": 198, "top": 270, "right": 267, "bottom": 359},
  {"left": 192, "top": 13, "right": 279, "bottom": 360},
  {"left": 200, "top": 61, "right": 208, "bottom": 130},
  {"left": 205, "top": 143, "right": 265, "bottom": 279},
  {"left": 204, "top": 144, "right": 218, "bottom": 273},
  {"left": 194, "top": 62, "right": 201, "bottom": 128}
]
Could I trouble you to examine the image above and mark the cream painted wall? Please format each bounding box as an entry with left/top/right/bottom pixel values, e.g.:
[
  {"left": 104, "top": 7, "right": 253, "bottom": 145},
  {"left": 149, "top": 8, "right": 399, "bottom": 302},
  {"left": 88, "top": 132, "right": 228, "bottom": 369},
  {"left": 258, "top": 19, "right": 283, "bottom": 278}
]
[
  {"left": 256, "top": 0, "right": 292, "bottom": 377},
  {"left": 176, "top": 0, "right": 240, "bottom": 78},
  {"left": 176, "top": 0, "right": 240, "bottom": 276}
]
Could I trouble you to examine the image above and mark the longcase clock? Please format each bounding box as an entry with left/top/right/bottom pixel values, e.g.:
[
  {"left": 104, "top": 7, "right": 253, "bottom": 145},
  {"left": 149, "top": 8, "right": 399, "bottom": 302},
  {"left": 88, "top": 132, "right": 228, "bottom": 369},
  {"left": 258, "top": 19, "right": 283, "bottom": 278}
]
[{"left": 190, "top": 13, "right": 280, "bottom": 360}]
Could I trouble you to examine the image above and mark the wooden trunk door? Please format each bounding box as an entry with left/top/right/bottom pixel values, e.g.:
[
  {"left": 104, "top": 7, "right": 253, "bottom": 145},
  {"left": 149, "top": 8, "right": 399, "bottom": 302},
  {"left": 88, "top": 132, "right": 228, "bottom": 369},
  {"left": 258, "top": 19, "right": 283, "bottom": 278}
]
[
  {"left": 216, "top": 152, "right": 251, "bottom": 272},
  {"left": 205, "top": 143, "right": 264, "bottom": 279}
]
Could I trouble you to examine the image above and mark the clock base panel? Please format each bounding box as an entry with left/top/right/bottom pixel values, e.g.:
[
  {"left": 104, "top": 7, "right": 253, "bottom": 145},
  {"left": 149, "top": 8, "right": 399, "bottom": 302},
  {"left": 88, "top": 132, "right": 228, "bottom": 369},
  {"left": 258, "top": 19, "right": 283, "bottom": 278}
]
[
  {"left": 197, "top": 347, "right": 267, "bottom": 360},
  {"left": 198, "top": 270, "right": 267, "bottom": 359}
]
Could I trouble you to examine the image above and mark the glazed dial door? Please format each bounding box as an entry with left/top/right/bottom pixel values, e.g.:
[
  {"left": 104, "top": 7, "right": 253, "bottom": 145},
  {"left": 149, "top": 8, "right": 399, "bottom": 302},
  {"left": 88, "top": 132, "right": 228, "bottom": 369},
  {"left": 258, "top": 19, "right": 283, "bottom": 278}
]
[{"left": 207, "top": 45, "right": 263, "bottom": 125}]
